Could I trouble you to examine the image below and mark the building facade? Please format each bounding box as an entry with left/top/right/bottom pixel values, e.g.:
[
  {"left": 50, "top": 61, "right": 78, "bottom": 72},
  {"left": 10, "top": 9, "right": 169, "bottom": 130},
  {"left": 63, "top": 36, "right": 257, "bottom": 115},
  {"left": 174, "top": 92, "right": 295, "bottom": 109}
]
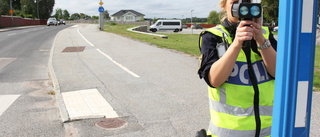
[{"left": 111, "top": 10, "right": 145, "bottom": 22}]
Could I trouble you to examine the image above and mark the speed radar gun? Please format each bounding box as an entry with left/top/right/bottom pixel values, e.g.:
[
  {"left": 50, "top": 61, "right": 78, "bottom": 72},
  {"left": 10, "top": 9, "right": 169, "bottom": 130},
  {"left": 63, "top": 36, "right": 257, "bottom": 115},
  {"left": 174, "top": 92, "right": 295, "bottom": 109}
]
[
  {"left": 231, "top": 0, "right": 262, "bottom": 20},
  {"left": 231, "top": 0, "right": 262, "bottom": 47}
]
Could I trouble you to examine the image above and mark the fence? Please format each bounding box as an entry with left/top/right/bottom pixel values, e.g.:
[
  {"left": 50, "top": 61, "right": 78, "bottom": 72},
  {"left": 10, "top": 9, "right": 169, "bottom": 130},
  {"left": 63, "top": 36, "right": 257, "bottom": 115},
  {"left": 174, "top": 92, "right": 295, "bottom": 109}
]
[
  {"left": 68, "top": 19, "right": 153, "bottom": 26},
  {"left": 0, "top": 15, "right": 47, "bottom": 28}
]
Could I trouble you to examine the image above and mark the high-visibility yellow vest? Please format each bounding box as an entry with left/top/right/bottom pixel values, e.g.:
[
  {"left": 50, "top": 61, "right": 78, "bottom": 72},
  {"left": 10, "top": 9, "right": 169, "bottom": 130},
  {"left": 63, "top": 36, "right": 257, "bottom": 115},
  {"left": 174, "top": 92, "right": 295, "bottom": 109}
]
[{"left": 200, "top": 25, "right": 274, "bottom": 137}]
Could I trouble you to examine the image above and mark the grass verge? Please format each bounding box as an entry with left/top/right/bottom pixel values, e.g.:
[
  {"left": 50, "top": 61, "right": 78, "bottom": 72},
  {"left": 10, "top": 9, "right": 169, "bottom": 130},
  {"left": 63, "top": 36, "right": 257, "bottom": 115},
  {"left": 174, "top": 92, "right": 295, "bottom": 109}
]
[
  {"left": 314, "top": 45, "right": 320, "bottom": 91},
  {"left": 103, "top": 24, "right": 200, "bottom": 56},
  {"left": 103, "top": 23, "right": 320, "bottom": 91}
]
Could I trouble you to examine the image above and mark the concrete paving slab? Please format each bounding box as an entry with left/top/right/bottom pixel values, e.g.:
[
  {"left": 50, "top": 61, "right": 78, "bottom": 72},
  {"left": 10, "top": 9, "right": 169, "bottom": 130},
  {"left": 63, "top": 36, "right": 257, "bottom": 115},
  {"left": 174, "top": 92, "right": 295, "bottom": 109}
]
[
  {"left": 61, "top": 89, "right": 118, "bottom": 120},
  {"left": 0, "top": 95, "right": 20, "bottom": 116}
]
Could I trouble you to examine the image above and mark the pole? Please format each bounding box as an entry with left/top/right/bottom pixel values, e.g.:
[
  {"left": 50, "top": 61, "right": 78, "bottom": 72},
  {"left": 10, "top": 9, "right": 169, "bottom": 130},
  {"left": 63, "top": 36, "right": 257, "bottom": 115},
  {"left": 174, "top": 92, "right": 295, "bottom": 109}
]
[
  {"left": 99, "top": 0, "right": 104, "bottom": 31},
  {"left": 10, "top": 0, "right": 13, "bottom": 26},
  {"left": 261, "top": 6, "right": 267, "bottom": 26},
  {"left": 271, "top": 0, "right": 317, "bottom": 136},
  {"left": 191, "top": 10, "right": 194, "bottom": 34},
  {"left": 99, "top": 12, "right": 104, "bottom": 31},
  {"left": 37, "top": 0, "right": 40, "bottom": 24}
]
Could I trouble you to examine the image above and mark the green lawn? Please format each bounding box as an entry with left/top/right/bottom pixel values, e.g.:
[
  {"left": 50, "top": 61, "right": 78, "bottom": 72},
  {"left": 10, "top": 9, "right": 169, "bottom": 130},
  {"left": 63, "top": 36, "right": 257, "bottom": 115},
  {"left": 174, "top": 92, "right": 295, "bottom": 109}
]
[
  {"left": 314, "top": 45, "right": 320, "bottom": 91},
  {"left": 103, "top": 24, "right": 200, "bottom": 56},
  {"left": 103, "top": 23, "right": 320, "bottom": 91}
]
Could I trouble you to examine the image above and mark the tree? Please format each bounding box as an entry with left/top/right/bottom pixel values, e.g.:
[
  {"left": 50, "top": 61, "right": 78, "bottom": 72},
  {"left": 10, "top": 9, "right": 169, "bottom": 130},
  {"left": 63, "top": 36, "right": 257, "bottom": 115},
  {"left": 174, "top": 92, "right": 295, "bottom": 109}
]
[
  {"left": 139, "top": 16, "right": 144, "bottom": 21},
  {"left": 63, "top": 10, "right": 70, "bottom": 20},
  {"left": 207, "top": 11, "right": 220, "bottom": 24},
  {"left": 261, "top": 0, "right": 279, "bottom": 25},
  {"left": 0, "top": 0, "right": 53, "bottom": 19},
  {"left": 12, "top": 0, "right": 21, "bottom": 11},
  {"left": 103, "top": 10, "right": 110, "bottom": 20},
  {"left": 38, "top": 0, "right": 55, "bottom": 19},
  {"left": 92, "top": 15, "right": 99, "bottom": 20},
  {"left": 20, "top": 0, "right": 36, "bottom": 18},
  {"left": 79, "top": 13, "right": 90, "bottom": 19},
  {"left": 53, "top": 8, "right": 63, "bottom": 19},
  {"left": 0, "top": 0, "right": 9, "bottom": 15},
  {"left": 70, "top": 13, "right": 80, "bottom": 20},
  {"left": 153, "top": 17, "right": 158, "bottom": 22}
]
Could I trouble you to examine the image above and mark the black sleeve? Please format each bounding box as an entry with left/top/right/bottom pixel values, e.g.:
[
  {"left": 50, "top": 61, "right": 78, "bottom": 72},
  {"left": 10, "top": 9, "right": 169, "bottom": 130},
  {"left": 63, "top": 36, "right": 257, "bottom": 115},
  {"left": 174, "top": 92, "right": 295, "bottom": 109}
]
[
  {"left": 198, "top": 32, "right": 221, "bottom": 88},
  {"left": 268, "top": 32, "right": 277, "bottom": 51}
]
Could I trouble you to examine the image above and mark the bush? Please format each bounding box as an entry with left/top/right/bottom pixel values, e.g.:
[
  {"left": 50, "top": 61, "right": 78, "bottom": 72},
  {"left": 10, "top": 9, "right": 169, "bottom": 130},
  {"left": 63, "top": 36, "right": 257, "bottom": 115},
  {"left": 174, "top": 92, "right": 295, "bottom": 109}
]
[{"left": 110, "top": 22, "right": 117, "bottom": 25}]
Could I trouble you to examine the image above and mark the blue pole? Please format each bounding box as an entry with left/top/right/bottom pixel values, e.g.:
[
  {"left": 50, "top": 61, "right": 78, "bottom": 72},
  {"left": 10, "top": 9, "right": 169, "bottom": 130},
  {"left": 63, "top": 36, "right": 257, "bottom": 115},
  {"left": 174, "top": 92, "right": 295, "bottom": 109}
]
[{"left": 271, "top": 0, "right": 318, "bottom": 136}]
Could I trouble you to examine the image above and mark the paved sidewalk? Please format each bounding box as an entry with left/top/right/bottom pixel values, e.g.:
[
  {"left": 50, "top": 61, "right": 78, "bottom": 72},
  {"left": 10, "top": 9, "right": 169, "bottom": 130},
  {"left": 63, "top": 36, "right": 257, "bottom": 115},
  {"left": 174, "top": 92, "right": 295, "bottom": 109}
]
[
  {"left": 49, "top": 24, "right": 209, "bottom": 136},
  {"left": 49, "top": 24, "right": 320, "bottom": 136}
]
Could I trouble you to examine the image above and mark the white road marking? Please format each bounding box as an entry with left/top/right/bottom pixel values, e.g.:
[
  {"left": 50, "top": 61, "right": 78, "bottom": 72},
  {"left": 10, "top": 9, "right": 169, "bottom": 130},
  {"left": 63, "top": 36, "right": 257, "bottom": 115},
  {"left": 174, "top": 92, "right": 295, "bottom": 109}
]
[
  {"left": 0, "top": 95, "right": 20, "bottom": 117},
  {"left": 8, "top": 33, "right": 16, "bottom": 36},
  {"left": 62, "top": 89, "right": 118, "bottom": 120},
  {"left": 77, "top": 29, "right": 95, "bottom": 47},
  {"left": 77, "top": 28, "right": 140, "bottom": 78},
  {"left": 0, "top": 58, "right": 16, "bottom": 70},
  {"left": 96, "top": 49, "right": 140, "bottom": 78}
]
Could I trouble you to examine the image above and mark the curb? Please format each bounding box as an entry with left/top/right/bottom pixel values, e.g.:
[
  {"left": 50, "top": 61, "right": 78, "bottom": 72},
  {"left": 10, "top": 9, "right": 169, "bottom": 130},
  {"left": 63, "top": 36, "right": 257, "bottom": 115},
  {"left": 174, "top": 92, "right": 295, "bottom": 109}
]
[
  {"left": 48, "top": 30, "right": 70, "bottom": 123},
  {"left": 127, "top": 26, "right": 168, "bottom": 39}
]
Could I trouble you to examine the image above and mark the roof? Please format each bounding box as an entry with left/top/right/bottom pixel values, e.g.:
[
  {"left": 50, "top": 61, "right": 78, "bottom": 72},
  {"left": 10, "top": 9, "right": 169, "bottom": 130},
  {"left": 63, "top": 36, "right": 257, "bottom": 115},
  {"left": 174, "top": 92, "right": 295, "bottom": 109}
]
[{"left": 111, "top": 10, "right": 145, "bottom": 17}]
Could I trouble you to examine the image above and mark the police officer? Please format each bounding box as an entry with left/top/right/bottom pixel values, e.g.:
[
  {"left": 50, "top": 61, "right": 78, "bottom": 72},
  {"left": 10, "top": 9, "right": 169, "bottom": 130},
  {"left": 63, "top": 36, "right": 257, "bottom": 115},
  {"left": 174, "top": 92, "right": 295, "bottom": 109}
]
[{"left": 197, "top": 0, "right": 277, "bottom": 136}]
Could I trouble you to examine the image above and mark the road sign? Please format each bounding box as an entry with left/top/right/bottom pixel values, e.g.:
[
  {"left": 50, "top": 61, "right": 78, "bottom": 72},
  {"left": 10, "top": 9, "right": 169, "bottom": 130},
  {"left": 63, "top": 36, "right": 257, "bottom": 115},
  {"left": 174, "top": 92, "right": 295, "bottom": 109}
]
[
  {"left": 9, "top": 9, "right": 13, "bottom": 14},
  {"left": 99, "top": 7, "right": 104, "bottom": 13},
  {"left": 271, "top": 0, "right": 317, "bottom": 136},
  {"left": 99, "top": 1, "right": 103, "bottom": 6}
]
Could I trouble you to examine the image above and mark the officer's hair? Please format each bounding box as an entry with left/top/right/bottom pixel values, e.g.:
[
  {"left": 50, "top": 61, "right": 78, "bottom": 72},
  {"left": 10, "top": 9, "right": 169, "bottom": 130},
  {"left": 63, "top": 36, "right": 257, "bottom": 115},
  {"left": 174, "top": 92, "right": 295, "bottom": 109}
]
[{"left": 219, "top": 0, "right": 227, "bottom": 23}]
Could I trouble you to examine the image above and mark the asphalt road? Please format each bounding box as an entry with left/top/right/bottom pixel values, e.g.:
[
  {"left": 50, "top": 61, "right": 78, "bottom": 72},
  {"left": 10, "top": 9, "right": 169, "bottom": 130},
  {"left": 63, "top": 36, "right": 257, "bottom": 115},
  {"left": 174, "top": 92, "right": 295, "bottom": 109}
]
[
  {"left": 0, "top": 25, "right": 69, "bottom": 136},
  {"left": 0, "top": 24, "right": 319, "bottom": 136}
]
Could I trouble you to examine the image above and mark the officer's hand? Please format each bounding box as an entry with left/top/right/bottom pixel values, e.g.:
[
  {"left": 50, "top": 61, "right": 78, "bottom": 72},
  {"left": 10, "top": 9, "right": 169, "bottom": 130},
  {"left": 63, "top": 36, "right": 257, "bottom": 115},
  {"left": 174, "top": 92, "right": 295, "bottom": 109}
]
[
  {"left": 233, "top": 20, "right": 254, "bottom": 48},
  {"left": 251, "top": 18, "right": 265, "bottom": 46}
]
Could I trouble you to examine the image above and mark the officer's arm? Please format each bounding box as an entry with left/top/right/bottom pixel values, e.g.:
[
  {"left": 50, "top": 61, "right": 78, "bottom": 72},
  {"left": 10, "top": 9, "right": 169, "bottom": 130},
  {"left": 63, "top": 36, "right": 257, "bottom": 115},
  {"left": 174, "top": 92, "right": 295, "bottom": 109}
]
[
  {"left": 208, "top": 21, "right": 254, "bottom": 87},
  {"left": 252, "top": 19, "right": 277, "bottom": 78},
  {"left": 208, "top": 45, "right": 241, "bottom": 87},
  {"left": 258, "top": 41, "right": 277, "bottom": 78}
]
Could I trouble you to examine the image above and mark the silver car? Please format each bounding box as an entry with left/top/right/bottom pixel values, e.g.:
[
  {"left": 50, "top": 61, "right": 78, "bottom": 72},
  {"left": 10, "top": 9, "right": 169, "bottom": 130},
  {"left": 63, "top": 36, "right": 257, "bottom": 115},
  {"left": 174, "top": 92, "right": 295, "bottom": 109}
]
[{"left": 47, "top": 17, "right": 57, "bottom": 26}]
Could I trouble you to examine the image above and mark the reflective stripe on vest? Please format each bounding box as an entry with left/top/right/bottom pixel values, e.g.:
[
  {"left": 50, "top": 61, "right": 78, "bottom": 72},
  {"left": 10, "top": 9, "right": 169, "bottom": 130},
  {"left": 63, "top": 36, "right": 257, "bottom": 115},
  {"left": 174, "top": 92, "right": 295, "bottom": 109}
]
[
  {"left": 203, "top": 25, "right": 274, "bottom": 137},
  {"left": 209, "top": 97, "right": 273, "bottom": 116},
  {"left": 208, "top": 121, "right": 272, "bottom": 137}
]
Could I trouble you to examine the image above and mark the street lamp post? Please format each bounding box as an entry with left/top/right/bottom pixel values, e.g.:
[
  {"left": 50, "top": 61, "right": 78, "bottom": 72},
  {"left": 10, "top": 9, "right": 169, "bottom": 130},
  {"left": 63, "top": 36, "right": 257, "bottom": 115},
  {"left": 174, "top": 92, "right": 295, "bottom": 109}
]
[
  {"left": 191, "top": 9, "right": 194, "bottom": 34},
  {"left": 262, "top": 5, "right": 267, "bottom": 26},
  {"left": 36, "top": 0, "right": 40, "bottom": 24}
]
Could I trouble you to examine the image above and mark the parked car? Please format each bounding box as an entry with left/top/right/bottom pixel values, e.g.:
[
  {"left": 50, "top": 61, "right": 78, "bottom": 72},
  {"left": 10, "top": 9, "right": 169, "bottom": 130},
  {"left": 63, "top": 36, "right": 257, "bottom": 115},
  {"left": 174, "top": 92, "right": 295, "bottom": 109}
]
[
  {"left": 58, "top": 19, "right": 66, "bottom": 25},
  {"left": 191, "top": 24, "right": 203, "bottom": 29},
  {"left": 182, "top": 23, "right": 188, "bottom": 29},
  {"left": 47, "top": 17, "right": 57, "bottom": 26},
  {"left": 149, "top": 20, "right": 182, "bottom": 32}
]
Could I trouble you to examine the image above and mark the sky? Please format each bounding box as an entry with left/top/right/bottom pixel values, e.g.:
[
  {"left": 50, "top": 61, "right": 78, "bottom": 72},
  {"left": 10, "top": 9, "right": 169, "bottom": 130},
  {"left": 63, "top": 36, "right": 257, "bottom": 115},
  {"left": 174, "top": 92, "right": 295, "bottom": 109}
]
[{"left": 53, "top": 0, "right": 223, "bottom": 19}]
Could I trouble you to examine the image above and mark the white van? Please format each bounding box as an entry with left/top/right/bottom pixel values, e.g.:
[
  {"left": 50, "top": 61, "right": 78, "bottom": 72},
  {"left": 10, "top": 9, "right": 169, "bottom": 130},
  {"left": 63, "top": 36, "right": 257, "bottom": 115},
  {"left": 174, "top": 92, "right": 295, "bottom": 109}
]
[{"left": 149, "top": 20, "right": 182, "bottom": 32}]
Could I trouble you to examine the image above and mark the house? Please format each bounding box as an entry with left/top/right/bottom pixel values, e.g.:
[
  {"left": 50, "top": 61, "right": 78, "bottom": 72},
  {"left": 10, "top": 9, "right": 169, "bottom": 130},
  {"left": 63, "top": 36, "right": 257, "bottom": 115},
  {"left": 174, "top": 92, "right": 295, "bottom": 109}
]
[{"left": 111, "top": 10, "right": 145, "bottom": 22}]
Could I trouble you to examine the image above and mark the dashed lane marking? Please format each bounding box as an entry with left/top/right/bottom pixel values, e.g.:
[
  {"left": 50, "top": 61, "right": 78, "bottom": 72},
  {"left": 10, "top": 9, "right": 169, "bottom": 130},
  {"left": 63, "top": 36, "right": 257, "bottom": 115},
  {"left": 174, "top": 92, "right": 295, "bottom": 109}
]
[
  {"left": 62, "top": 89, "right": 118, "bottom": 120},
  {"left": 8, "top": 33, "right": 16, "bottom": 36},
  {"left": 0, "top": 58, "right": 17, "bottom": 70},
  {"left": 0, "top": 95, "right": 20, "bottom": 117},
  {"left": 96, "top": 49, "right": 140, "bottom": 78},
  {"left": 76, "top": 28, "right": 140, "bottom": 78}
]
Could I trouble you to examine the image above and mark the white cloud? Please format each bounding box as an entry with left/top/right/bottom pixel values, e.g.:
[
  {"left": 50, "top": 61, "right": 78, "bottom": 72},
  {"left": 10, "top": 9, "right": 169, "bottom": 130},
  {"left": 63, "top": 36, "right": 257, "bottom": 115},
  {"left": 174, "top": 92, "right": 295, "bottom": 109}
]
[{"left": 53, "top": 0, "right": 222, "bottom": 18}]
